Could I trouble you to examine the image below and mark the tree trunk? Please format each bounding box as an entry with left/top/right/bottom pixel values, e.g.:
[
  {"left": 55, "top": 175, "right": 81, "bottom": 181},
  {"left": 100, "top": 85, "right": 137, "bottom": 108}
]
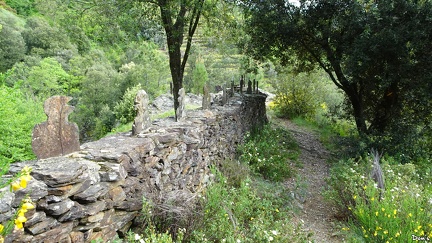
[{"left": 345, "top": 88, "right": 368, "bottom": 135}]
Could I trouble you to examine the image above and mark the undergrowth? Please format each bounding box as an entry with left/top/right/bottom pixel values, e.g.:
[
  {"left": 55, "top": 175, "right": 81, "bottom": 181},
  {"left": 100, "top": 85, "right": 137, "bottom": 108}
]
[{"left": 122, "top": 124, "right": 311, "bottom": 243}]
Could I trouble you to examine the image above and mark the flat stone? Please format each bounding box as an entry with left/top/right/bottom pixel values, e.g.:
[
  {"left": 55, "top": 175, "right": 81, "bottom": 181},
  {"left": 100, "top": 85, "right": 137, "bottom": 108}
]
[
  {"left": 107, "top": 186, "right": 126, "bottom": 204},
  {"left": 44, "top": 198, "right": 75, "bottom": 216},
  {"left": 31, "top": 221, "right": 74, "bottom": 243},
  {"left": 98, "top": 162, "right": 126, "bottom": 182},
  {"left": 112, "top": 211, "right": 137, "bottom": 230},
  {"left": 25, "top": 211, "right": 47, "bottom": 227},
  {"left": 58, "top": 202, "right": 86, "bottom": 222},
  {"left": 27, "top": 216, "right": 60, "bottom": 235},
  {"left": 69, "top": 231, "right": 84, "bottom": 243},
  {"left": 72, "top": 183, "right": 108, "bottom": 203},
  {"left": 31, "top": 158, "right": 88, "bottom": 187},
  {"left": 114, "top": 199, "right": 142, "bottom": 212},
  {"left": 0, "top": 187, "right": 14, "bottom": 213},
  {"left": 85, "top": 201, "right": 107, "bottom": 216}
]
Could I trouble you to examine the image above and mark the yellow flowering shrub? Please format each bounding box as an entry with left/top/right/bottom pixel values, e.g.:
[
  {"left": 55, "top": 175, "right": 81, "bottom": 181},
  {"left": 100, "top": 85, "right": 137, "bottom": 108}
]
[{"left": 0, "top": 166, "right": 34, "bottom": 242}]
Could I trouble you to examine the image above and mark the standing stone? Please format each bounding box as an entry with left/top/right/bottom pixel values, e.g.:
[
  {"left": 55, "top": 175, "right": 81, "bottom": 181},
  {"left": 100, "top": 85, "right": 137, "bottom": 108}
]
[
  {"left": 240, "top": 76, "right": 244, "bottom": 94},
  {"left": 202, "top": 84, "right": 211, "bottom": 110},
  {"left": 32, "top": 96, "right": 80, "bottom": 160},
  {"left": 176, "top": 88, "right": 186, "bottom": 121},
  {"left": 222, "top": 84, "right": 227, "bottom": 105},
  {"left": 247, "top": 80, "right": 252, "bottom": 94},
  {"left": 132, "top": 90, "right": 151, "bottom": 136}
]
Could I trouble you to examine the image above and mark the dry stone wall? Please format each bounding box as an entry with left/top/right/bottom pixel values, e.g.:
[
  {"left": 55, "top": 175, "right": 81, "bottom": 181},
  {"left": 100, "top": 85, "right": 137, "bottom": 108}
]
[{"left": 1, "top": 94, "right": 267, "bottom": 243}]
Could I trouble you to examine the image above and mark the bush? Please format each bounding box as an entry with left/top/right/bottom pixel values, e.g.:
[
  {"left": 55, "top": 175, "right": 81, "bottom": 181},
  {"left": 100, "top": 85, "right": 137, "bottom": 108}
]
[
  {"left": 239, "top": 125, "right": 299, "bottom": 181},
  {"left": 327, "top": 155, "right": 432, "bottom": 242}
]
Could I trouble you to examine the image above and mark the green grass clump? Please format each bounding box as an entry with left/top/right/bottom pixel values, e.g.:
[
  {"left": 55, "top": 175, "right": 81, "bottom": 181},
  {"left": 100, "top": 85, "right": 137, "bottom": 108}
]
[{"left": 239, "top": 124, "right": 299, "bottom": 182}]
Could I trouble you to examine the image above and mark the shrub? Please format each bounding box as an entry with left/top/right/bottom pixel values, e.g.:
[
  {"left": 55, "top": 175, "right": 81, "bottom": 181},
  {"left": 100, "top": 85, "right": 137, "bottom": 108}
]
[
  {"left": 239, "top": 125, "right": 299, "bottom": 181},
  {"left": 327, "top": 155, "right": 432, "bottom": 242}
]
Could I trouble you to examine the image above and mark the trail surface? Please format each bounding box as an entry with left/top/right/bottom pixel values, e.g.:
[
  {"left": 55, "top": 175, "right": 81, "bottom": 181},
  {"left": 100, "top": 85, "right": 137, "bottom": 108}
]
[{"left": 275, "top": 118, "right": 343, "bottom": 243}]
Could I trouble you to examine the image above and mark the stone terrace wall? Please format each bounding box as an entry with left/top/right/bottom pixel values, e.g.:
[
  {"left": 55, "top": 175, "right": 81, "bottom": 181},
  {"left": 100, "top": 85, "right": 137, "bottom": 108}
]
[{"left": 1, "top": 94, "right": 267, "bottom": 243}]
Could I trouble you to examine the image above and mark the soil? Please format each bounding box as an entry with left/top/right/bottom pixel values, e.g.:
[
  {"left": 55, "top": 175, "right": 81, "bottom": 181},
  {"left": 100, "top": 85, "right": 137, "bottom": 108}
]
[{"left": 274, "top": 117, "right": 345, "bottom": 243}]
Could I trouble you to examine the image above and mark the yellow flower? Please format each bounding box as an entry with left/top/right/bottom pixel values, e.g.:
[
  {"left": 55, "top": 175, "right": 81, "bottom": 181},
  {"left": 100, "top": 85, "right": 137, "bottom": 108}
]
[
  {"left": 371, "top": 197, "right": 375, "bottom": 201},
  {"left": 384, "top": 230, "right": 388, "bottom": 234},
  {"left": 375, "top": 211, "right": 378, "bottom": 216},
  {"left": 374, "top": 231, "right": 377, "bottom": 236},
  {"left": 417, "top": 225, "right": 422, "bottom": 230},
  {"left": 393, "top": 209, "right": 397, "bottom": 215},
  {"left": 381, "top": 208, "right": 385, "bottom": 212},
  {"left": 363, "top": 185, "right": 367, "bottom": 190},
  {"left": 0, "top": 223, "right": 3, "bottom": 233},
  {"left": 22, "top": 202, "right": 35, "bottom": 210},
  {"left": 342, "top": 227, "right": 349, "bottom": 231},
  {"left": 353, "top": 195, "right": 357, "bottom": 200},
  {"left": 14, "top": 222, "right": 23, "bottom": 230},
  {"left": 348, "top": 207, "right": 352, "bottom": 210},
  {"left": 408, "top": 213, "right": 412, "bottom": 217},
  {"left": 15, "top": 215, "right": 27, "bottom": 223},
  {"left": 395, "top": 232, "right": 400, "bottom": 237},
  {"left": 11, "top": 182, "right": 21, "bottom": 191}
]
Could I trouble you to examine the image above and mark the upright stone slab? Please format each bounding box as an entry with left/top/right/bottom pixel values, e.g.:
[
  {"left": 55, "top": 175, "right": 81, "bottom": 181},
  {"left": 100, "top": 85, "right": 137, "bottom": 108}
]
[
  {"left": 247, "top": 80, "right": 252, "bottom": 94},
  {"left": 176, "top": 88, "right": 186, "bottom": 121},
  {"left": 202, "top": 84, "right": 211, "bottom": 110},
  {"left": 32, "top": 96, "right": 80, "bottom": 159},
  {"left": 132, "top": 90, "right": 151, "bottom": 136}
]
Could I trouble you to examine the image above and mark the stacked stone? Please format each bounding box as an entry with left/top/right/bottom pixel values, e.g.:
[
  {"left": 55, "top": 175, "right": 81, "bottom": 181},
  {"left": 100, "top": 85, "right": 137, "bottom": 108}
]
[{"left": 0, "top": 94, "right": 268, "bottom": 242}]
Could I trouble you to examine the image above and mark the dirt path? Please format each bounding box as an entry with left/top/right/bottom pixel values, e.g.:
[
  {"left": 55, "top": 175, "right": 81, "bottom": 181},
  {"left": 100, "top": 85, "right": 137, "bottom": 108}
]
[{"left": 275, "top": 118, "right": 343, "bottom": 243}]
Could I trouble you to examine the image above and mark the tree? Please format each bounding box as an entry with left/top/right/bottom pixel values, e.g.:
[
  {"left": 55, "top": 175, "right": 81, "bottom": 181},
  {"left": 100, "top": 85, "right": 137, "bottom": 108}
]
[
  {"left": 243, "top": 0, "right": 432, "bottom": 139},
  {"left": 146, "top": 0, "right": 205, "bottom": 120}
]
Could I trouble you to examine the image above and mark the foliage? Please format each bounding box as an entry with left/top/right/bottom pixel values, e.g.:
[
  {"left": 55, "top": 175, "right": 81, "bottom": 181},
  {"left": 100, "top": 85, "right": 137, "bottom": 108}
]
[
  {"left": 327, "top": 155, "right": 432, "bottom": 242},
  {"left": 5, "top": 0, "right": 36, "bottom": 16},
  {"left": 0, "top": 84, "right": 44, "bottom": 164},
  {"left": 239, "top": 124, "right": 299, "bottom": 181},
  {"left": 190, "top": 169, "right": 311, "bottom": 242},
  {"left": 190, "top": 56, "right": 208, "bottom": 94},
  {"left": 0, "top": 9, "right": 26, "bottom": 73},
  {"left": 243, "top": 0, "right": 432, "bottom": 146},
  {"left": 114, "top": 84, "right": 142, "bottom": 125}
]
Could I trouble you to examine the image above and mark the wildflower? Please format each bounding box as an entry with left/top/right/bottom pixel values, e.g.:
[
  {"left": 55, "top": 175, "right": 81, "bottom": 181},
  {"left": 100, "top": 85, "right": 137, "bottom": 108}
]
[
  {"left": 275, "top": 208, "right": 279, "bottom": 213},
  {"left": 363, "top": 185, "right": 367, "bottom": 190},
  {"left": 353, "top": 195, "right": 357, "bottom": 200},
  {"left": 371, "top": 197, "right": 375, "bottom": 202},
  {"left": 342, "top": 227, "right": 349, "bottom": 231},
  {"left": 271, "top": 230, "right": 278, "bottom": 235},
  {"left": 395, "top": 232, "right": 400, "bottom": 237},
  {"left": 250, "top": 217, "right": 254, "bottom": 221},
  {"left": 134, "top": 234, "right": 142, "bottom": 240},
  {"left": 11, "top": 182, "right": 21, "bottom": 191},
  {"left": 393, "top": 209, "right": 397, "bottom": 215},
  {"left": 408, "top": 213, "right": 412, "bottom": 217},
  {"left": 375, "top": 211, "right": 378, "bottom": 216},
  {"left": 268, "top": 236, "right": 274, "bottom": 241},
  {"left": 22, "top": 202, "right": 35, "bottom": 210},
  {"left": 383, "top": 230, "right": 388, "bottom": 235},
  {"left": 374, "top": 231, "right": 377, "bottom": 236},
  {"left": 0, "top": 223, "right": 3, "bottom": 233},
  {"left": 348, "top": 207, "right": 352, "bottom": 210}
]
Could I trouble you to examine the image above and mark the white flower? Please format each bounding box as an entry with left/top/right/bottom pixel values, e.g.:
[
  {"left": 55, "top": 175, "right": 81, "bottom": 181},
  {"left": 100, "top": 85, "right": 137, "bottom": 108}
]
[
  {"left": 134, "top": 234, "right": 142, "bottom": 240},
  {"left": 237, "top": 239, "right": 241, "bottom": 243},
  {"left": 269, "top": 236, "right": 274, "bottom": 241},
  {"left": 271, "top": 230, "right": 279, "bottom": 235},
  {"left": 139, "top": 240, "right": 144, "bottom": 243}
]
